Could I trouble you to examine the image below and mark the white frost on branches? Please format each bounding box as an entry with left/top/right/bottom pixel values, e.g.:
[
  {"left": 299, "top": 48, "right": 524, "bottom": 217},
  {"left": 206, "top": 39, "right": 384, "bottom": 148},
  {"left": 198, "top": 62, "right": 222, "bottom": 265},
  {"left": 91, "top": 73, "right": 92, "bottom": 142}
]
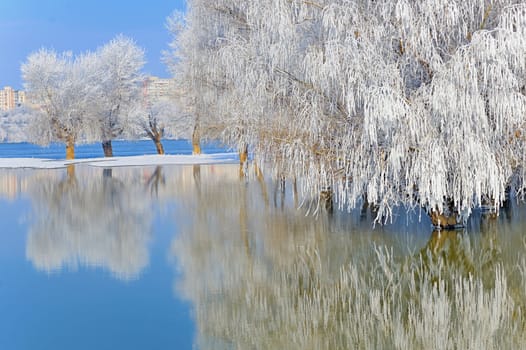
[
  {"left": 170, "top": 0, "right": 526, "bottom": 222},
  {"left": 21, "top": 49, "right": 95, "bottom": 146},
  {"left": 128, "top": 100, "right": 192, "bottom": 147},
  {"left": 89, "top": 35, "right": 146, "bottom": 154},
  {"left": 21, "top": 35, "right": 146, "bottom": 157}
]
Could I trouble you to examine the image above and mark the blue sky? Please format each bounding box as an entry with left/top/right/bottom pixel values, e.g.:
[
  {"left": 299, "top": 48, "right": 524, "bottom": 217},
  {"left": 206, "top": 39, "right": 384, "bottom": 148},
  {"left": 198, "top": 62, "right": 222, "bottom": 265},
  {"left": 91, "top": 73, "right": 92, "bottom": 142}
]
[{"left": 0, "top": 0, "right": 186, "bottom": 90}]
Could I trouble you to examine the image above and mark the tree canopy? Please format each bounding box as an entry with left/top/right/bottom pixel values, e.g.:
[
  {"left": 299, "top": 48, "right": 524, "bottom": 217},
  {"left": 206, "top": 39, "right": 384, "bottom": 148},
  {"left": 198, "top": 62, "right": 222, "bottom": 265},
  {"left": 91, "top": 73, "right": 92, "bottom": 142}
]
[
  {"left": 21, "top": 35, "right": 146, "bottom": 159},
  {"left": 168, "top": 0, "right": 526, "bottom": 223},
  {"left": 91, "top": 35, "right": 145, "bottom": 157},
  {"left": 21, "top": 49, "right": 95, "bottom": 158}
]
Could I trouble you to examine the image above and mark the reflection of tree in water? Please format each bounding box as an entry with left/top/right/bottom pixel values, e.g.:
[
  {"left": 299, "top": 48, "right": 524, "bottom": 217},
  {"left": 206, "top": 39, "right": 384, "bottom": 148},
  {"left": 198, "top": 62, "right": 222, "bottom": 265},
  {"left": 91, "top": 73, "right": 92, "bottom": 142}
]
[
  {"left": 146, "top": 166, "right": 165, "bottom": 197},
  {"left": 26, "top": 166, "right": 153, "bottom": 281},
  {"left": 172, "top": 173, "right": 335, "bottom": 349},
  {"left": 172, "top": 169, "right": 526, "bottom": 349},
  {"left": 413, "top": 204, "right": 521, "bottom": 288}
]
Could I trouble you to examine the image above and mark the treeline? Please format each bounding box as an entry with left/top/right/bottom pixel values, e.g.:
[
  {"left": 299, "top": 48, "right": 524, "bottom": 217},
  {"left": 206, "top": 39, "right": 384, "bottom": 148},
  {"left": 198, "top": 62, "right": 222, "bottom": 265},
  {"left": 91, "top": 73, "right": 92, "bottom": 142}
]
[{"left": 20, "top": 35, "right": 190, "bottom": 158}]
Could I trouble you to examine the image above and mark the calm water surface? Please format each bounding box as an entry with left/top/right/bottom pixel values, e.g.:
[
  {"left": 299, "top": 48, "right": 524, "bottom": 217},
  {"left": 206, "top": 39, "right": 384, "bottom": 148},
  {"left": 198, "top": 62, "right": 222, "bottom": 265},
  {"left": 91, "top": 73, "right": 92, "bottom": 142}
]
[
  {"left": 1, "top": 163, "right": 526, "bottom": 349},
  {"left": 0, "top": 140, "right": 227, "bottom": 159}
]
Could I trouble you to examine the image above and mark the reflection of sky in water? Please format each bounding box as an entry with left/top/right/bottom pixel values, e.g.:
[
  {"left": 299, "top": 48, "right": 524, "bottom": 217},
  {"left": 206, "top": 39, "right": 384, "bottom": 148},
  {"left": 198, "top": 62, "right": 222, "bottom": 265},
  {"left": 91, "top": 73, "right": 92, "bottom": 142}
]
[
  {"left": 0, "top": 167, "right": 194, "bottom": 350},
  {"left": 2, "top": 164, "right": 526, "bottom": 349}
]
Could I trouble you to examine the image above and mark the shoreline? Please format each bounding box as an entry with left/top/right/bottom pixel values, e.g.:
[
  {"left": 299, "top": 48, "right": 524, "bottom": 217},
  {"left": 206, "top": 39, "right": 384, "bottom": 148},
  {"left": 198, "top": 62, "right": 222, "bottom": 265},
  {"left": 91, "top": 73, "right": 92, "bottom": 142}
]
[{"left": 0, "top": 153, "right": 239, "bottom": 169}]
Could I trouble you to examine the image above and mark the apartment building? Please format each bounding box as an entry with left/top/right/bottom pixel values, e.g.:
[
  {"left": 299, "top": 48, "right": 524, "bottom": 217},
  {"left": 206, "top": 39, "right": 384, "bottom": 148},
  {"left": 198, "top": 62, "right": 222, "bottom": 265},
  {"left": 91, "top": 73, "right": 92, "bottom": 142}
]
[{"left": 0, "top": 86, "right": 26, "bottom": 111}]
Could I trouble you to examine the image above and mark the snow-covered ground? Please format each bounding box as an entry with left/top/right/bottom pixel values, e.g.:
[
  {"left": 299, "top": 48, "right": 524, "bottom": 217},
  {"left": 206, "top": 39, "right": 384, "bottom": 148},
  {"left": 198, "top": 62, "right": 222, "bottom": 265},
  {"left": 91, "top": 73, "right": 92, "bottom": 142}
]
[{"left": 0, "top": 153, "right": 239, "bottom": 169}]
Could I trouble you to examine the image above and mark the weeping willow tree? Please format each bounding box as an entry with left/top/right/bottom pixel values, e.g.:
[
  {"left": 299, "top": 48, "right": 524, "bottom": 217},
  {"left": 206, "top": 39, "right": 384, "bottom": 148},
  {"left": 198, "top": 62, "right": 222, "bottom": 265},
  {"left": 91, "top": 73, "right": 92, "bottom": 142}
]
[{"left": 170, "top": 0, "right": 526, "bottom": 226}]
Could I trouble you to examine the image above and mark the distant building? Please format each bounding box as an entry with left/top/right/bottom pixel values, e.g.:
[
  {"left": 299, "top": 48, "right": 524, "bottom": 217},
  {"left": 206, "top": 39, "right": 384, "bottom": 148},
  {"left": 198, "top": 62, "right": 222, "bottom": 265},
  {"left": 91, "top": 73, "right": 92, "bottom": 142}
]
[
  {"left": 142, "top": 76, "right": 178, "bottom": 106},
  {"left": 0, "top": 86, "right": 26, "bottom": 111},
  {"left": 15, "top": 90, "right": 26, "bottom": 106}
]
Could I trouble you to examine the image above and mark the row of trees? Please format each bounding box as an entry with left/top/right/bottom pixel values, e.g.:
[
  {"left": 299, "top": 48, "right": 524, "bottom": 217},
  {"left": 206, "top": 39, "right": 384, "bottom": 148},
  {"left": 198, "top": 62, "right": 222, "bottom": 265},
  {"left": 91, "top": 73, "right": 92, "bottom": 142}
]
[
  {"left": 165, "top": 0, "right": 526, "bottom": 226},
  {"left": 21, "top": 35, "right": 188, "bottom": 158}
]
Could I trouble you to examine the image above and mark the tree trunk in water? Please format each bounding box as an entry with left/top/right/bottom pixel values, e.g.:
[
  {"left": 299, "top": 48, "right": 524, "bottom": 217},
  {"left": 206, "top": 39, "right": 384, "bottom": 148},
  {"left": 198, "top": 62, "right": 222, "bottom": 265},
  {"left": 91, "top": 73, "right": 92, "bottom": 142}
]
[
  {"left": 239, "top": 175, "right": 251, "bottom": 260},
  {"left": 254, "top": 164, "right": 269, "bottom": 206},
  {"left": 320, "top": 187, "right": 333, "bottom": 214},
  {"left": 239, "top": 144, "right": 248, "bottom": 164},
  {"left": 239, "top": 144, "right": 248, "bottom": 177},
  {"left": 192, "top": 125, "right": 201, "bottom": 155},
  {"left": 154, "top": 139, "right": 165, "bottom": 155},
  {"left": 65, "top": 136, "right": 75, "bottom": 160},
  {"left": 429, "top": 211, "right": 461, "bottom": 228},
  {"left": 273, "top": 177, "right": 286, "bottom": 209},
  {"left": 102, "top": 140, "right": 113, "bottom": 157},
  {"left": 427, "top": 198, "right": 464, "bottom": 229}
]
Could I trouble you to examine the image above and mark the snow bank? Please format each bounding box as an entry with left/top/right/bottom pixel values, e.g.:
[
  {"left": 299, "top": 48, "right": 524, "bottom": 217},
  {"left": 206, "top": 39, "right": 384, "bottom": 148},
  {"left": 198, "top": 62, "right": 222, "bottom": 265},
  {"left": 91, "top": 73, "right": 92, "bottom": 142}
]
[{"left": 0, "top": 153, "right": 239, "bottom": 169}]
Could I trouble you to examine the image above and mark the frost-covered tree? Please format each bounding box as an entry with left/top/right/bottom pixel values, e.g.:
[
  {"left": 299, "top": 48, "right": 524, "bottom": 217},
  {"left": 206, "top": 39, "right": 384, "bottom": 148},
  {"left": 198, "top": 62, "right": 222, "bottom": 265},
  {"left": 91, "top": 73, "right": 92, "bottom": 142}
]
[
  {"left": 165, "top": 8, "right": 228, "bottom": 155},
  {"left": 174, "top": 0, "right": 526, "bottom": 226},
  {"left": 21, "top": 49, "right": 96, "bottom": 159},
  {"left": 22, "top": 37, "right": 146, "bottom": 158},
  {"left": 129, "top": 100, "right": 190, "bottom": 154},
  {"left": 91, "top": 35, "right": 145, "bottom": 157}
]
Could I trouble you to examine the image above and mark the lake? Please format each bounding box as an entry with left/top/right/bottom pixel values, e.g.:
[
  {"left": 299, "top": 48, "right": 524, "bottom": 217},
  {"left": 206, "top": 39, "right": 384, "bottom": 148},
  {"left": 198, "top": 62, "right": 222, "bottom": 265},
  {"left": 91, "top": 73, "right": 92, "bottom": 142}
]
[
  {"left": 1, "top": 143, "right": 526, "bottom": 349},
  {"left": 0, "top": 140, "right": 227, "bottom": 159}
]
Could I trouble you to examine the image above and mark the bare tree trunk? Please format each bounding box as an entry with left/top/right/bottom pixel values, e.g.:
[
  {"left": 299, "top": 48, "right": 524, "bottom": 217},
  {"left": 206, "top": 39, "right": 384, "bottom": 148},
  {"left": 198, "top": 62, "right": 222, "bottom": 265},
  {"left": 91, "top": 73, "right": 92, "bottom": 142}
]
[
  {"left": 320, "top": 187, "right": 333, "bottom": 214},
  {"left": 239, "top": 144, "right": 248, "bottom": 177},
  {"left": 154, "top": 139, "right": 165, "bottom": 155},
  {"left": 102, "top": 140, "right": 113, "bottom": 157},
  {"left": 239, "top": 144, "right": 248, "bottom": 164},
  {"left": 192, "top": 124, "right": 201, "bottom": 155},
  {"left": 65, "top": 136, "right": 75, "bottom": 160},
  {"left": 429, "top": 211, "right": 461, "bottom": 228}
]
